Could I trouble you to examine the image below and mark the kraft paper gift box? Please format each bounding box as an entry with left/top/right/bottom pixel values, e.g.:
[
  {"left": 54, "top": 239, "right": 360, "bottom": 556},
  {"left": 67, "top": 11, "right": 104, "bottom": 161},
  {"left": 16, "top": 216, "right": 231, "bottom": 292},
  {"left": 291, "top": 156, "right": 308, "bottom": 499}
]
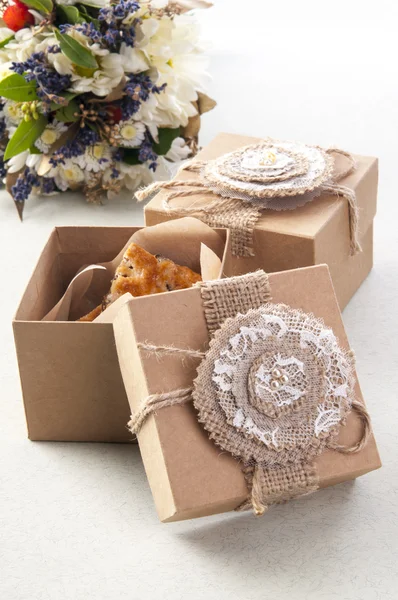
[
  {"left": 144, "top": 133, "right": 378, "bottom": 310},
  {"left": 13, "top": 218, "right": 229, "bottom": 442},
  {"left": 113, "top": 265, "right": 381, "bottom": 522}
]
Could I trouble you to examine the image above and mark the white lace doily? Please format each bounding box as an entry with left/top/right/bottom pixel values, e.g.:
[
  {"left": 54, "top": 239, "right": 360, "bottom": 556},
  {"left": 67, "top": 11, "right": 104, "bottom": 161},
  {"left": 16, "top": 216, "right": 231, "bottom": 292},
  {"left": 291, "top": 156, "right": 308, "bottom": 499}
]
[
  {"left": 202, "top": 140, "right": 335, "bottom": 210},
  {"left": 194, "top": 304, "right": 355, "bottom": 467}
]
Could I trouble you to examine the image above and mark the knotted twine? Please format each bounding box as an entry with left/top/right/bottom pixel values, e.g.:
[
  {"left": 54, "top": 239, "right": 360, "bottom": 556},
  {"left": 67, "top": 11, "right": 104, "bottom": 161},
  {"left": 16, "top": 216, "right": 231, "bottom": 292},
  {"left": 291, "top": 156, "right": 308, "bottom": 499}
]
[
  {"left": 137, "top": 139, "right": 360, "bottom": 258},
  {"left": 128, "top": 272, "right": 371, "bottom": 515}
]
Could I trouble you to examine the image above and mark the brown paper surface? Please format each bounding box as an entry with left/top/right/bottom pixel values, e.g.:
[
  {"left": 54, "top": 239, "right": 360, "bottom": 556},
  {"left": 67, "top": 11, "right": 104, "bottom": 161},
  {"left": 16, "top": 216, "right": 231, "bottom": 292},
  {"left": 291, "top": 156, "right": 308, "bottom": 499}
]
[
  {"left": 114, "top": 264, "right": 381, "bottom": 522},
  {"left": 144, "top": 133, "right": 378, "bottom": 309}
]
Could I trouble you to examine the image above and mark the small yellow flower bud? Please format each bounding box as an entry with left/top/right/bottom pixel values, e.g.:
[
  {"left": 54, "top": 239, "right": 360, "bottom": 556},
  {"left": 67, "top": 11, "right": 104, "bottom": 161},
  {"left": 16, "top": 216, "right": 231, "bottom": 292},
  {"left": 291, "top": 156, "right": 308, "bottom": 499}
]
[{"left": 24, "top": 114, "right": 31, "bottom": 122}]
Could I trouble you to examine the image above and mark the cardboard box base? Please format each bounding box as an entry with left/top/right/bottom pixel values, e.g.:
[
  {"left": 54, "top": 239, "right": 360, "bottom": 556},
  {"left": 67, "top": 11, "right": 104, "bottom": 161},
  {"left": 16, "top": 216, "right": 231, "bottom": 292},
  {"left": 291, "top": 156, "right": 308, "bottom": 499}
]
[{"left": 13, "top": 225, "right": 228, "bottom": 442}]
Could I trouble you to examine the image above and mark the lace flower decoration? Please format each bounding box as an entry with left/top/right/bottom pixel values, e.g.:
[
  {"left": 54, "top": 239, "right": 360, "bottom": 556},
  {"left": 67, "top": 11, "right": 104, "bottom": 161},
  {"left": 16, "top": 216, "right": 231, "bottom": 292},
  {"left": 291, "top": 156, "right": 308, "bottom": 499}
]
[
  {"left": 194, "top": 304, "right": 355, "bottom": 468},
  {"left": 202, "top": 140, "right": 335, "bottom": 210}
]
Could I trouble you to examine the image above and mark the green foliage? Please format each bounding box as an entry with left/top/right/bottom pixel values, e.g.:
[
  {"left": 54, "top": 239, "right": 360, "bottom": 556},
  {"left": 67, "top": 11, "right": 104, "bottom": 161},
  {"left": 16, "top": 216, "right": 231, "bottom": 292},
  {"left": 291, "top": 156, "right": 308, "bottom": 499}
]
[
  {"left": 0, "top": 74, "right": 38, "bottom": 102},
  {"left": 122, "top": 149, "right": 141, "bottom": 165},
  {"left": 22, "top": 0, "right": 53, "bottom": 14},
  {"left": 153, "top": 127, "right": 181, "bottom": 155},
  {"left": 49, "top": 92, "right": 79, "bottom": 111},
  {"left": 55, "top": 5, "right": 86, "bottom": 25},
  {"left": 55, "top": 99, "right": 80, "bottom": 123},
  {"left": 0, "top": 35, "right": 14, "bottom": 49},
  {"left": 54, "top": 30, "right": 98, "bottom": 70},
  {"left": 4, "top": 115, "right": 47, "bottom": 161},
  {"left": 77, "top": 3, "right": 100, "bottom": 27}
]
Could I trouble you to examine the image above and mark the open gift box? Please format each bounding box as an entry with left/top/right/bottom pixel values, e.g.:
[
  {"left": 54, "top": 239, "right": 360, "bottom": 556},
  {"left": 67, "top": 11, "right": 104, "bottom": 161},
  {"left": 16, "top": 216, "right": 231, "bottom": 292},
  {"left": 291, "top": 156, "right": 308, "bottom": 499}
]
[
  {"left": 13, "top": 218, "right": 229, "bottom": 442},
  {"left": 144, "top": 133, "right": 378, "bottom": 310},
  {"left": 113, "top": 265, "right": 381, "bottom": 522}
]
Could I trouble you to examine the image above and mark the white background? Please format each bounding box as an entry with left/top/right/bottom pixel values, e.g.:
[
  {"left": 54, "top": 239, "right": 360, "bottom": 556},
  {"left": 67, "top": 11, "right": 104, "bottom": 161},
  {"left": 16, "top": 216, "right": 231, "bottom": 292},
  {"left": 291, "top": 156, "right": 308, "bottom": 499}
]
[{"left": 1, "top": 1, "right": 398, "bottom": 598}]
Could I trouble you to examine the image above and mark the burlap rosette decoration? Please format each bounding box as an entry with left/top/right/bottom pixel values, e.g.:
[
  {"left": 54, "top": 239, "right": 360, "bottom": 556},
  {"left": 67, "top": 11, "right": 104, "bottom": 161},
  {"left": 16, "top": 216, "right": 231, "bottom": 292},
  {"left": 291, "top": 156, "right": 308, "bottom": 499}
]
[
  {"left": 193, "top": 303, "right": 355, "bottom": 514},
  {"left": 129, "top": 271, "right": 371, "bottom": 515},
  {"left": 137, "top": 138, "right": 360, "bottom": 257}
]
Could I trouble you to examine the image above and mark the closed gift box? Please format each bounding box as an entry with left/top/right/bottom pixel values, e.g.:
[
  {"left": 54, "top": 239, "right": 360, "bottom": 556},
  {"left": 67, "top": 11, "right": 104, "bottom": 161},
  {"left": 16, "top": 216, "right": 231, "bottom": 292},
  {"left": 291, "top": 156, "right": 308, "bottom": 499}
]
[
  {"left": 144, "top": 133, "right": 378, "bottom": 310},
  {"left": 113, "top": 265, "right": 381, "bottom": 522},
  {"left": 13, "top": 218, "right": 229, "bottom": 442}
]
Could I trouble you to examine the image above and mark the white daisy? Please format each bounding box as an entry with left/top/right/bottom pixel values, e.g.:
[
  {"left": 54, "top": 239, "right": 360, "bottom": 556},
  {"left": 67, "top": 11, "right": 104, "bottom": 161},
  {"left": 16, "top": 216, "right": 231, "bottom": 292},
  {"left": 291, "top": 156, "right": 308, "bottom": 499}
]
[
  {"left": 7, "top": 150, "right": 41, "bottom": 173},
  {"left": 113, "top": 121, "right": 146, "bottom": 148},
  {"left": 52, "top": 160, "right": 85, "bottom": 191},
  {"left": 74, "top": 143, "right": 111, "bottom": 172},
  {"left": 34, "top": 121, "right": 68, "bottom": 153},
  {"left": 3, "top": 101, "right": 23, "bottom": 129}
]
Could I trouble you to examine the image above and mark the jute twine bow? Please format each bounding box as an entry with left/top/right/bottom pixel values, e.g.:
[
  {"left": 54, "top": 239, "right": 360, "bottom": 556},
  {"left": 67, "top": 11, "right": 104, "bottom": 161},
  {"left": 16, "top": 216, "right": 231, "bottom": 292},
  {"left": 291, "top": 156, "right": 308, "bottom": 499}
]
[
  {"left": 128, "top": 272, "right": 372, "bottom": 516},
  {"left": 137, "top": 142, "right": 361, "bottom": 257}
]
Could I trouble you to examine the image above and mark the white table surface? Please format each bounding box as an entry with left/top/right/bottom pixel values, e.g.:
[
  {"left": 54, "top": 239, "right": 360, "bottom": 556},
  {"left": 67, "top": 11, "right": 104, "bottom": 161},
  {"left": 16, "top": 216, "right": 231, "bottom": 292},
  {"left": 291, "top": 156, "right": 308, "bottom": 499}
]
[{"left": 1, "top": 1, "right": 397, "bottom": 598}]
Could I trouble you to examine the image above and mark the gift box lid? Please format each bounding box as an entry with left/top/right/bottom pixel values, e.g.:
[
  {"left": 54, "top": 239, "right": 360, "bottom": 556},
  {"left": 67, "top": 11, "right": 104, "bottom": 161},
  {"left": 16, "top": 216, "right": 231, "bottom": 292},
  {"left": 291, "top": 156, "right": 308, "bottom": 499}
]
[
  {"left": 113, "top": 264, "right": 382, "bottom": 522},
  {"left": 145, "top": 132, "right": 378, "bottom": 240}
]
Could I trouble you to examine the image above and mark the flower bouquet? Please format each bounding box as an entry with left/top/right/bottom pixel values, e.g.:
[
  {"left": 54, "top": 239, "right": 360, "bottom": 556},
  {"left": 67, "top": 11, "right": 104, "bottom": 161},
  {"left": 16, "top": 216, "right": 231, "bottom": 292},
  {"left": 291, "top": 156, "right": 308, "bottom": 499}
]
[{"left": 0, "top": 0, "right": 215, "bottom": 218}]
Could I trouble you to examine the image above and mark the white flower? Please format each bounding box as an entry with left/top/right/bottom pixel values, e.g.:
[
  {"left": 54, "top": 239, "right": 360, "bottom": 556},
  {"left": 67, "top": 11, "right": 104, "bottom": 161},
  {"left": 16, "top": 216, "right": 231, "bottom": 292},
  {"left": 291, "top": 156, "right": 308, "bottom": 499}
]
[
  {"left": 0, "top": 60, "right": 14, "bottom": 82},
  {"left": 28, "top": 9, "right": 46, "bottom": 24},
  {"left": 74, "top": 143, "right": 111, "bottom": 172},
  {"left": 3, "top": 101, "right": 23, "bottom": 129},
  {"left": 5, "top": 27, "right": 53, "bottom": 62},
  {"left": 120, "top": 12, "right": 209, "bottom": 128},
  {"left": 7, "top": 151, "right": 41, "bottom": 173},
  {"left": 0, "top": 27, "right": 14, "bottom": 43},
  {"left": 105, "top": 161, "right": 152, "bottom": 199},
  {"left": 120, "top": 44, "right": 149, "bottom": 74},
  {"left": 35, "top": 121, "right": 67, "bottom": 153},
  {"left": 51, "top": 160, "right": 85, "bottom": 191},
  {"left": 47, "top": 30, "right": 124, "bottom": 97},
  {"left": 165, "top": 137, "right": 191, "bottom": 162},
  {"left": 113, "top": 120, "right": 146, "bottom": 148}
]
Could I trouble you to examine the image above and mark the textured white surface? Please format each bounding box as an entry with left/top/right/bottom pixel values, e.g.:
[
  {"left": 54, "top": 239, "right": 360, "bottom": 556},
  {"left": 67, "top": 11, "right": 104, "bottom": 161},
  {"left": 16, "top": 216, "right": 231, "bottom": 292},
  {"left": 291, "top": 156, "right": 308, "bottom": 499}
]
[{"left": 1, "top": 1, "right": 398, "bottom": 598}]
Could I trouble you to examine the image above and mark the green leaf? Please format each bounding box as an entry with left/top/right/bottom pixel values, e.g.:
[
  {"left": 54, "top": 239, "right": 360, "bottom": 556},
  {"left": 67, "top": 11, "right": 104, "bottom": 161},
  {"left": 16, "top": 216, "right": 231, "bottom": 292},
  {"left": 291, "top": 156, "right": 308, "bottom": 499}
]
[
  {"left": 22, "top": 0, "right": 53, "bottom": 14},
  {"left": 122, "top": 149, "right": 141, "bottom": 165},
  {"left": 55, "top": 5, "right": 86, "bottom": 25},
  {"left": 54, "top": 30, "right": 98, "bottom": 70},
  {"left": 55, "top": 99, "right": 80, "bottom": 122},
  {"left": 29, "top": 145, "right": 42, "bottom": 155},
  {"left": 84, "top": 15, "right": 100, "bottom": 28},
  {"left": 49, "top": 92, "right": 79, "bottom": 111},
  {"left": 78, "top": 0, "right": 102, "bottom": 8},
  {"left": 153, "top": 127, "right": 181, "bottom": 155},
  {"left": 76, "top": 3, "right": 100, "bottom": 25},
  {"left": 85, "top": 122, "right": 98, "bottom": 133},
  {"left": 0, "top": 35, "right": 14, "bottom": 49},
  {"left": 0, "top": 74, "right": 38, "bottom": 102},
  {"left": 4, "top": 115, "right": 47, "bottom": 161}
]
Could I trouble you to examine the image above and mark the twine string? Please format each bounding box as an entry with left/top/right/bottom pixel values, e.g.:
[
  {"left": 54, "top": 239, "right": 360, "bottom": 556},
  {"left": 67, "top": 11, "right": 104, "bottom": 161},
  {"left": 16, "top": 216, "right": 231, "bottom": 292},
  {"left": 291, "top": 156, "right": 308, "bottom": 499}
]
[
  {"left": 128, "top": 387, "right": 193, "bottom": 434},
  {"left": 135, "top": 145, "right": 361, "bottom": 257},
  {"left": 137, "top": 342, "right": 206, "bottom": 360},
  {"left": 328, "top": 399, "right": 372, "bottom": 454},
  {"left": 320, "top": 182, "right": 362, "bottom": 255}
]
